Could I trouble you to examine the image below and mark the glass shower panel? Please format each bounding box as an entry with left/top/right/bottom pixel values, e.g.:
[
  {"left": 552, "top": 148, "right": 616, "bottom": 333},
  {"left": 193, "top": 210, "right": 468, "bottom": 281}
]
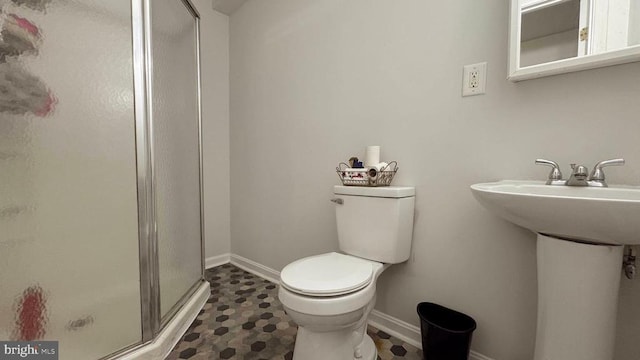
[
  {"left": 151, "top": 0, "right": 203, "bottom": 318},
  {"left": 0, "top": 1, "right": 141, "bottom": 359}
]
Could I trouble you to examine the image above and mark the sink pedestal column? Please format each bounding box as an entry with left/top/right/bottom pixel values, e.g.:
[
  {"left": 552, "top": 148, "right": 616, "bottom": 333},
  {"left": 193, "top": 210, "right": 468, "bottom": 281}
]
[{"left": 534, "top": 234, "right": 623, "bottom": 360}]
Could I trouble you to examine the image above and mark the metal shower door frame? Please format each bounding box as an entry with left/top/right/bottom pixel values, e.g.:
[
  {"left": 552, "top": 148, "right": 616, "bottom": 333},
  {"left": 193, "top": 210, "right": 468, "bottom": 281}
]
[{"left": 130, "top": 0, "right": 205, "bottom": 349}]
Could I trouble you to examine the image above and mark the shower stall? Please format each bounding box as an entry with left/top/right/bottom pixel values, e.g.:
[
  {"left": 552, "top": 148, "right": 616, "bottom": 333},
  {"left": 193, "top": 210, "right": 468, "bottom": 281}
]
[{"left": 0, "top": 0, "right": 209, "bottom": 359}]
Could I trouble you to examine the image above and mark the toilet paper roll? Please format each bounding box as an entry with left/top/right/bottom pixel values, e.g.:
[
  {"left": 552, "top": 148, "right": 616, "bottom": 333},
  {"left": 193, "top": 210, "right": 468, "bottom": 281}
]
[
  {"left": 364, "top": 146, "right": 380, "bottom": 167},
  {"left": 377, "top": 162, "right": 389, "bottom": 171},
  {"left": 367, "top": 162, "right": 389, "bottom": 181},
  {"left": 367, "top": 168, "right": 378, "bottom": 182}
]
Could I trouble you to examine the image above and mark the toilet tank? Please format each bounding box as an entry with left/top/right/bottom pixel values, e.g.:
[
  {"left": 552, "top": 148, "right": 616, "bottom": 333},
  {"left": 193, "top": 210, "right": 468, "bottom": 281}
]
[{"left": 334, "top": 185, "right": 415, "bottom": 264}]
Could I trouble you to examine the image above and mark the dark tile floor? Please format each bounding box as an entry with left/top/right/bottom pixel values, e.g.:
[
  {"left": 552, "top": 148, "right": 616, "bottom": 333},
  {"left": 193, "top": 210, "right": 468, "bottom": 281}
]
[{"left": 167, "top": 264, "right": 422, "bottom": 360}]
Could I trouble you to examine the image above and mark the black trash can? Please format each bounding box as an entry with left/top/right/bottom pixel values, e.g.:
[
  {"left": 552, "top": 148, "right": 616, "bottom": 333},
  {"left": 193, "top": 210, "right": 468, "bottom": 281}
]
[{"left": 417, "top": 302, "right": 477, "bottom": 360}]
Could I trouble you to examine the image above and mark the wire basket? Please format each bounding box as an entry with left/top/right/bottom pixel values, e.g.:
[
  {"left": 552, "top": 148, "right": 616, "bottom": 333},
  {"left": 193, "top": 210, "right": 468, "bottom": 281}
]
[{"left": 336, "top": 161, "right": 398, "bottom": 187}]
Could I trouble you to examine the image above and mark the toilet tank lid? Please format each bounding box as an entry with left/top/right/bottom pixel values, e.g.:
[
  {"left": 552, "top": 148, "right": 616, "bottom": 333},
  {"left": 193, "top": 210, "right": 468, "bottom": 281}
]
[{"left": 334, "top": 185, "right": 415, "bottom": 198}]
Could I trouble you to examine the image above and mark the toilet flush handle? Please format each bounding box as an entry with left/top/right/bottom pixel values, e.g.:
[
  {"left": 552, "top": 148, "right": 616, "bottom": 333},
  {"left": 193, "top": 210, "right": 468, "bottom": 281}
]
[{"left": 330, "top": 198, "right": 343, "bottom": 205}]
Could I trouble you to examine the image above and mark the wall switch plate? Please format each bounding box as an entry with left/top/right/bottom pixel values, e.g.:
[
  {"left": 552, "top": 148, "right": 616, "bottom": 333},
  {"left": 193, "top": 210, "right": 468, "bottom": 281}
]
[{"left": 462, "top": 62, "right": 487, "bottom": 97}]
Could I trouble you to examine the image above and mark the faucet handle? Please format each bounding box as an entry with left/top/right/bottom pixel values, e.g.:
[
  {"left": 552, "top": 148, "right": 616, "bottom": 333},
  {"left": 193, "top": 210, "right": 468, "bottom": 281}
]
[
  {"left": 535, "top": 159, "right": 563, "bottom": 184},
  {"left": 589, "top": 158, "right": 625, "bottom": 181}
]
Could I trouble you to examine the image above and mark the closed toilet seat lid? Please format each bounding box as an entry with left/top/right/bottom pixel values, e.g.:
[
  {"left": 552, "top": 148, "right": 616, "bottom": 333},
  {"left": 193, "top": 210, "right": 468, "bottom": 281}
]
[{"left": 280, "top": 252, "right": 375, "bottom": 297}]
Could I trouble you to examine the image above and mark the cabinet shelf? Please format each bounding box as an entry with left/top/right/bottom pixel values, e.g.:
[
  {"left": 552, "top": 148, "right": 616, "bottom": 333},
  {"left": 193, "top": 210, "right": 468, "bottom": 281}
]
[
  {"left": 522, "top": 0, "right": 576, "bottom": 14},
  {"left": 521, "top": 0, "right": 579, "bottom": 42}
]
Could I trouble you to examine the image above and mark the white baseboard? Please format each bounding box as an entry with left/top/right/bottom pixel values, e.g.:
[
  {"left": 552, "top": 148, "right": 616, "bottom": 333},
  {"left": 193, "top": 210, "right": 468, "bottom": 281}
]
[
  {"left": 115, "top": 281, "right": 210, "bottom": 360},
  {"left": 368, "top": 309, "right": 422, "bottom": 348},
  {"left": 469, "top": 350, "right": 496, "bottom": 360},
  {"left": 215, "top": 254, "right": 495, "bottom": 360},
  {"left": 205, "top": 253, "right": 231, "bottom": 269},
  {"left": 368, "top": 310, "right": 492, "bottom": 360},
  {"left": 229, "top": 253, "right": 281, "bottom": 284}
]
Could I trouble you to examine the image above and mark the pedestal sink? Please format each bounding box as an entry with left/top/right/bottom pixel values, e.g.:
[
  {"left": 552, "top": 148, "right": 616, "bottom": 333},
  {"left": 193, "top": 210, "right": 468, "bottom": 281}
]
[{"left": 471, "top": 180, "right": 640, "bottom": 360}]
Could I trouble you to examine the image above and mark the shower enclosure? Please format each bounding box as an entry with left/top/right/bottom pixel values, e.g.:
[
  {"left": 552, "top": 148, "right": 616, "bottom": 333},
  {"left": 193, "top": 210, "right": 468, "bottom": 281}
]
[{"left": 0, "top": 0, "right": 208, "bottom": 359}]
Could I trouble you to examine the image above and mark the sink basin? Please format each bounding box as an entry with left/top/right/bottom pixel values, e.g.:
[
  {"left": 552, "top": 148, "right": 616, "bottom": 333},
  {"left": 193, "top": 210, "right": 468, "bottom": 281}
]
[
  {"left": 471, "top": 180, "right": 640, "bottom": 245},
  {"left": 471, "top": 179, "right": 638, "bottom": 360}
]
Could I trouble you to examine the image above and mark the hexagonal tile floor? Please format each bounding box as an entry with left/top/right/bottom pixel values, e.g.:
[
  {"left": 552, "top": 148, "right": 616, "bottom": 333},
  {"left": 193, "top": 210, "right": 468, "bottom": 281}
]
[{"left": 166, "top": 264, "right": 423, "bottom": 360}]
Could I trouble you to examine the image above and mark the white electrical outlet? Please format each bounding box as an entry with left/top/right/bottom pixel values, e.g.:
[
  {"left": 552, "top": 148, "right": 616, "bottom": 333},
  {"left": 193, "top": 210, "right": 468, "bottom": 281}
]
[{"left": 462, "top": 62, "right": 487, "bottom": 97}]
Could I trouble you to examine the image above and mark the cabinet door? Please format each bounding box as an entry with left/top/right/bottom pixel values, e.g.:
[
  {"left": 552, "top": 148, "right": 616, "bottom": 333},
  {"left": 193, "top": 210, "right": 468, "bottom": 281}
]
[
  {"left": 520, "top": 0, "right": 582, "bottom": 67},
  {"left": 588, "top": 0, "right": 635, "bottom": 54}
]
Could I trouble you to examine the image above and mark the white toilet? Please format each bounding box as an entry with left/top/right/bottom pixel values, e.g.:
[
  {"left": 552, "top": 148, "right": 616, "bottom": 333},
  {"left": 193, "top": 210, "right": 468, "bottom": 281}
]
[{"left": 278, "top": 185, "right": 415, "bottom": 360}]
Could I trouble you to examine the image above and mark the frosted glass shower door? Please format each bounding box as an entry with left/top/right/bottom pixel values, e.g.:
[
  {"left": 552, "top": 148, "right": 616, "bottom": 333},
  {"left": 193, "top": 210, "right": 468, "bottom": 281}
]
[
  {"left": 150, "top": 0, "right": 204, "bottom": 319},
  {"left": 0, "top": 1, "right": 141, "bottom": 359}
]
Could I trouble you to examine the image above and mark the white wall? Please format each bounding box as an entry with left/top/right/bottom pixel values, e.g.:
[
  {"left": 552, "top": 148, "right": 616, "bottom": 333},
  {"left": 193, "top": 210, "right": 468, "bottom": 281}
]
[
  {"left": 631, "top": 0, "right": 640, "bottom": 46},
  {"left": 228, "top": 1, "right": 640, "bottom": 359},
  {"left": 192, "top": 0, "right": 231, "bottom": 259}
]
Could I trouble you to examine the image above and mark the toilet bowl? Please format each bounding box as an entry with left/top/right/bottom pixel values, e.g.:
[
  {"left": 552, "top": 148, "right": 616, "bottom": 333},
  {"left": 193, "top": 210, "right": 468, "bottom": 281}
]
[
  {"left": 279, "top": 186, "right": 415, "bottom": 360},
  {"left": 278, "top": 252, "right": 389, "bottom": 360}
]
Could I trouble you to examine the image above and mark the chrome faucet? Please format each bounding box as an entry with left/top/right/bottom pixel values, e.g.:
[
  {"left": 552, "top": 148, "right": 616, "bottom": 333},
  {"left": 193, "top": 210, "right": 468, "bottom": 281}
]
[
  {"left": 587, "top": 158, "right": 625, "bottom": 187},
  {"left": 535, "top": 159, "right": 565, "bottom": 185},
  {"left": 566, "top": 164, "right": 589, "bottom": 186},
  {"left": 535, "top": 158, "right": 625, "bottom": 187}
]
